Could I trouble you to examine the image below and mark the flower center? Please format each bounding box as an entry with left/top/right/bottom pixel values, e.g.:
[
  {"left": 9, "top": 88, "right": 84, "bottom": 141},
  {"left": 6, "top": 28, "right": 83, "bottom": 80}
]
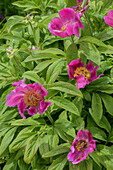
[
  {"left": 60, "top": 24, "right": 67, "bottom": 31},
  {"left": 75, "top": 139, "right": 88, "bottom": 151},
  {"left": 74, "top": 2, "right": 83, "bottom": 13},
  {"left": 24, "top": 90, "right": 41, "bottom": 107},
  {"left": 74, "top": 67, "right": 91, "bottom": 79}
]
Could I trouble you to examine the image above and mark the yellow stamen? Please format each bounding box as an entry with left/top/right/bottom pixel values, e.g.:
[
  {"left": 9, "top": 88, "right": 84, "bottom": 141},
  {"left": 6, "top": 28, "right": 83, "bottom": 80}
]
[
  {"left": 24, "top": 90, "right": 41, "bottom": 107},
  {"left": 60, "top": 24, "right": 67, "bottom": 32},
  {"left": 74, "top": 67, "right": 91, "bottom": 79},
  {"left": 75, "top": 140, "right": 88, "bottom": 151}
]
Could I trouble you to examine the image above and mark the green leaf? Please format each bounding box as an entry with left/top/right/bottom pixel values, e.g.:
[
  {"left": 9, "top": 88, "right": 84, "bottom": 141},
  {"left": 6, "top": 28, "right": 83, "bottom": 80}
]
[
  {"left": 0, "top": 127, "right": 17, "bottom": 156},
  {"left": 69, "top": 157, "right": 93, "bottom": 170},
  {"left": 77, "top": 36, "right": 107, "bottom": 47},
  {"left": 80, "top": 42, "right": 100, "bottom": 64},
  {"left": 34, "top": 27, "right": 40, "bottom": 45},
  {"left": 3, "top": 154, "right": 17, "bottom": 170},
  {"left": 34, "top": 60, "right": 54, "bottom": 73},
  {"left": 1, "top": 15, "right": 24, "bottom": 33},
  {"left": 46, "top": 59, "right": 65, "bottom": 84},
  {"left": 9, "top": 132, "right": 36, "bottom": 153},
  {"left": 24, "top": 135, "right": 39, "bottom": 164},
  {"left": 89, "top": 152, "right": 101, "bottom": 168},
  {"left": 38, "top": 48, "right": 65, "bottom": 56},
  {"left": 11, "top": 118, "right": 41, "bottom": 126},
  {"left": 91, "top": 93, "right": 103, "bottom": 124},
  {"left": 24, "top": 53, "right": 60, "bottom": 62},
  {"left": 52, "top": 96, "right": 80, "bottom": 116},
  {"left": 48, "top": 154, "right": 67, "bottom": 170},
  {"left": 66, "top": 0, "right": 76, "bottom": 7},
  {"left": 48, "top": 81, "right": 83, "bottom": 97},
  {"left": 99, "top": 93, "right": 113, "bottom": 116},
  {"left": 87, "top": 127, "right": 107, "bottom": 141},
  {"left": 66, "top": 43, "right": 78, "bottom": 64},
  {"left": 10, "top": 23, "right": 25, "bottom": 32},
  {"left": 97, "top": 146, "right": 113, "bottom": 170},
  {"left": 42, "top": 143, "right": 70, "bottom": 158},
  {"left": 97, "top": 28, "right": 113, "bottom": 41},
  {"left": 18, "top": 158, "right": 29, "bottom": 170},
  {"left": 98, "top": 116, "right": 111, "bottom": 133},
  {"left": 12, "top": 1, "right": 37, "bottom": 8},
  {"left": 47, "top": 127, "right": 59, "bottom": 150},
  {"left": 39, "top": 133, "right": 49, "bottom": 156},
  {"left": 96, "top": 85, "right": 113, "bottom": 94},
  {"left": 23, "top": 71, "right": 43, "bottom": 84}
]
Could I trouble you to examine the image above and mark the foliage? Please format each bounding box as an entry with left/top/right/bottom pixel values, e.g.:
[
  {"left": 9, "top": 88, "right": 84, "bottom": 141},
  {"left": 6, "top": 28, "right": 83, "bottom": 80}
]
[{"left": 0, "top": 0, "right": 113, "bottom": 169}]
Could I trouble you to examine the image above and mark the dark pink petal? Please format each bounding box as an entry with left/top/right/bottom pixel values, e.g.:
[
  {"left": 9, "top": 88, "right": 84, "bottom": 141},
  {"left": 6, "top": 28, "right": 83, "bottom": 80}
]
[
  {"left": 49, "top": 17, "right": 63, "bottom": 31},
  {"left": 104, "top": 16, "right": 113, "bottom": 27},
  {"left": 74, "top": 13, "right": 84, "bottom": 29},
  {"left": 73, "top": 25, "right": 80, "bottom": 37},
  {"left": 33, "top": 83, "right": 48, "bottom": 96},
  {"left": 107, "top": 10, "right": 113, "bottom": 18},
  {"left": 31, "top": 46, "right": 35, "bottom": 50},
  {"left": 67, "top": 58, "right": 84, "bottom": 79},
  {"left": 38, "top": 100, "right": 51, "bottom": 115},
  {"left": 27, "top": 107, "right": 37, "bottom": 116},
  {"left": 76, "top": 75, "right": 86, "bottom": 89},
  {"left": 59, "top": 8, "right": 75, "bottom": 23},
  {"left": 6, "top": 91, "right": 24, "bottom": 107},
  {"left": 17, "top": 99, "right": 27, "bottom": 119},
  {"left": 67, "top": 152, "right": 76, "bottom": 162},
  {"left": 36, "top": 47, "right": 40, "bottom": 50},
  {"left": 85, "top": 61, "right": 94, "bottom": 71},
  {"left": 66, "top": 24, "right": 74, "bottom": 37},
  {"left": 12, "top": 78, "right": 26, "bottom": 87},
  {"left": 72, "top": 152, "right": 87, "bottom": 164}
]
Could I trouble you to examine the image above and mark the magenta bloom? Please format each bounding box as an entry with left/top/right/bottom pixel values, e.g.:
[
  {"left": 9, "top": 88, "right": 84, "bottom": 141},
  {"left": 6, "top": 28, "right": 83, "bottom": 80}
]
[
  {"left": 67, "top": 58, "right": 103, "bottom": 89},
  {"left": 6, "top": 79, "right": 51, "bottom": 119},
  {"left": 71, "top": 0, "right": 90, "bottom": 17},
  {"left": 48, "top": 8, "right": 84, "bottom": 38},
  {"left": 31, "top": 46, "right": 40, "bottom": 50},
  {"left": 104, "top": 10, "right": 113, "bottom": 27},
  {"left": 67, "top": 127, "right": 96, "bottom": 164}
]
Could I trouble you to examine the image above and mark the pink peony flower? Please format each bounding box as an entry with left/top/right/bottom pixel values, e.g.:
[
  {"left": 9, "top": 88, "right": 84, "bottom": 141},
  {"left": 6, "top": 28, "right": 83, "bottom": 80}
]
[
  {"left": 6, "top": 78, "right": 51, "bottom": 119},
  {"left": 67, "top": 127, "right": 97, "bottom": 164},
  {"left": 48, "top": 8, "right": 84, "bottom": 38},
  {"left": 104, "top": 10, "right": 113, "bottom": 27},
  {"left": 67, "top": 58, "right": 103, "bottom": 89},
  {"left": 31, "top": 46, "right": 40, "bottom": 50},
  {"left": 71, "top": 0, "right": 90, "bottom": 17}
]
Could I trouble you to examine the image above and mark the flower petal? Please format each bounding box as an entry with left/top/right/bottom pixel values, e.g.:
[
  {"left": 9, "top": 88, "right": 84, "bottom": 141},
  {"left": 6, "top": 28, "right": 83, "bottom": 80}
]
[
  {"left": 6, "top": 91, "right": 24, "bottom": 107},
  {"left": 17, "top": 99, "right": 27, "bottom": 119},
  {"left": 104, "top": 16, "right": 113, "bottom": 27},
  {"left": 12, "top": 78, "right": 26, "bottom": 87},
  {"left": 38, "top": 100, "right": 51, "bottom": 115},
  {"left": 27, "top": 107, "right": 37, "bottom": 116},
  {"left": 59, "top": 8, "right": 75, "bottom": 23}
]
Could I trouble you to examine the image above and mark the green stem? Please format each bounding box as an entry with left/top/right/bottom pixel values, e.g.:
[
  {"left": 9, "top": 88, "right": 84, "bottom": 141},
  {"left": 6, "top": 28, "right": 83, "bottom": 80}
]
[
  {"left": 29, "top": 20, "right": 34, "bottom": 34},
  {"left": 13, "top": 55, "right": 24, "bottom": 74},
  {"left": 46, "top": 110, "right": 54, "bottom": 125},
  {"left": 71, "top": 35, "right": 74, "bottom": 43},
  {"left": 84, "top": 12, "right": 93, "bottom": 36}
]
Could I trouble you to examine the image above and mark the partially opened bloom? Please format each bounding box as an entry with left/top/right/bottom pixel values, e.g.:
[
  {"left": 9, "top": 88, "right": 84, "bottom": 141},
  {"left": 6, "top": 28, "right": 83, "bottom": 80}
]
[
  {"left": 71, "top": 0, "right": 90, "bottom": 17},
  {"left": 67, "top": 58, "right": 103, "bottom": 89},
  {"left": 104, "top": 10, "right": 113, "bottom": 27},
  {"left": 6, "top": 78, "right": 51, "bottom": 119},
  {"left": 48, "top": 8, "right": 84, "bottom": 38},
  {"left": 31, "top": 46, "right": 40, "bottom": 50},
  {"left": 67, "top": 127, "right": 96, "bottom": 164}
]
